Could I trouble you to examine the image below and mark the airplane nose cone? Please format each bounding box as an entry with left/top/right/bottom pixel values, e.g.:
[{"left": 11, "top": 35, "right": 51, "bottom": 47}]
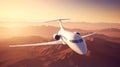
[
  {"left": 77, "top": 46, "right": 87, "bottom": 55},
  {"left": 79, "top": 49, "right": 87, "bottom": 55},
  {"left": 73, "top": 43, "right": 87, "bottom": 55}
]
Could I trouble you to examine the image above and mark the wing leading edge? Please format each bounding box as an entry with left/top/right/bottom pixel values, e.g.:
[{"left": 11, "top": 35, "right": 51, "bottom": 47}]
[
  {"left": 82, "top": 32, "right": 96, "bottom": 38},
  {"left": 9, "top": 40, "right": 65, "bottom": 47}
]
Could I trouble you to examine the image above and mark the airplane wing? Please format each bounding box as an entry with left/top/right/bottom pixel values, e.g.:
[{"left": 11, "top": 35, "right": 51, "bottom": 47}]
[
  {"left": 9, "top": 40, "right": 65, "bottom": 47},
  {"left": 82, "top": 32, "right": 96, "bottom": 38}
]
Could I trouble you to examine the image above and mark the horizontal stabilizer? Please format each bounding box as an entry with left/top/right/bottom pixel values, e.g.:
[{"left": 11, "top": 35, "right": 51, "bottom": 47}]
[{"left": 45, "top": 19, "right": 70, "bottom": 23}]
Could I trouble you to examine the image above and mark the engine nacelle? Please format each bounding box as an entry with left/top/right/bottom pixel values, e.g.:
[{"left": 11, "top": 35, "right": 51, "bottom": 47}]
[
  {"left": 74, "top": 32, "right": 80, "bottom": 35},
  {"left": 53, "top": 34, "right": 61, "bottom": 40}
]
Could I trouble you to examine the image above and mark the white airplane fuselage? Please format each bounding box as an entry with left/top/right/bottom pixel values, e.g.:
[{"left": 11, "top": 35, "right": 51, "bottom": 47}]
[{"left": 58, "top": 29, "right": 87, "bottom": 55}]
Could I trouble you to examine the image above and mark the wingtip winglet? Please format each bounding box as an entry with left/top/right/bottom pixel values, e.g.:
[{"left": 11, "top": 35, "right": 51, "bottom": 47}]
[
  {"left": 9, "top": 45, "right": 14, "bottom": 47},
  {"left": 93, "top": 32, "right": 96, "bottom": 34}
]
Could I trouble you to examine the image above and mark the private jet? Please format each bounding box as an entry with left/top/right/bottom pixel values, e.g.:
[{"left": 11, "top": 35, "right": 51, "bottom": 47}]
[{"left": 9, "top": 19, "right": 96, "bottom": 55}]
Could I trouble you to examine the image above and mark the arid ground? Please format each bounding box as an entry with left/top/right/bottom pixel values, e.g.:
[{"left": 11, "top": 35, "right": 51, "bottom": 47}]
[{"left": 0, "top": 23, "right": 120, "bottom": 67}]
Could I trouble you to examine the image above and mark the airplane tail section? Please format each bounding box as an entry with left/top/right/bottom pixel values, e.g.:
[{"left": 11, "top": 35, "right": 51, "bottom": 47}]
[
  {"left": 46, "top": 19, "right": 69, "bottom": 30},
  {"left": 58, "top": 19, "right": 64, "bottom": 30}
]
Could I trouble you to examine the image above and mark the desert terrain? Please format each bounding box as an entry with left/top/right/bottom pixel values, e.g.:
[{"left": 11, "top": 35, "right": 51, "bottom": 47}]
[{"left": 0, "top": 22, "right": 120, "bottom": 67}]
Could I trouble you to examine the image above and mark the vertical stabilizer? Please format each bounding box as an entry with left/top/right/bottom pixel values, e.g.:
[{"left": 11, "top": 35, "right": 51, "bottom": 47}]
[
  {"left": 58, "top": 19, "right": 64, "bottom": 30},
  {"left": 45, "top": 19, "right": 69, "bottom": 30},
  {"left": 58, "top": 19, "right": 69, "bottom": 30}
]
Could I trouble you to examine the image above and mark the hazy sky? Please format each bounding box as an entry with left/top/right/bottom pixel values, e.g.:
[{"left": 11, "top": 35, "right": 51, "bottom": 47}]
[{"left": 0, "top": 0, "right": 120, "bottom": 23}]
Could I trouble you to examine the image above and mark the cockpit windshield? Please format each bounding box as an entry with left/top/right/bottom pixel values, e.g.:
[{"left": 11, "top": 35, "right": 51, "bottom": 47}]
[{"left": 70, "top": 39, "right": 83, "bottom": 43}]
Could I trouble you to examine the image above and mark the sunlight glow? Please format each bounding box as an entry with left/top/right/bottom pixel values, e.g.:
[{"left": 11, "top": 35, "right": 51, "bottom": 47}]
[{"left": 0, "top": 0, "right": 120, "bottom": 23}]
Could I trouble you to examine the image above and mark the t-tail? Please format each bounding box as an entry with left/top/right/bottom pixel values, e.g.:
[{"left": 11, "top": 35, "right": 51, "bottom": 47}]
[
  {"left": 58, "top": 19, "right": 69, "bottom": 30},
  {"left": 46, "top": 19, "right": 69, "bottom": 30}
]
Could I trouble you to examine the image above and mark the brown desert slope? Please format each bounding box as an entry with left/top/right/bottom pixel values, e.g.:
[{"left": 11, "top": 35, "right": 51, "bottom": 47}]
[
  {"left": 0, "top": 24, "right": 120, "bottom": 67},
  {"left": 0, "top": 22, "right": 120, "bottom": 38},
  {"left": 0, "top": 25, "right": 86, "bottom": 39},
  {"left": 100, "top": 28, "right": 120, "bottom": 32},
  {"left": 0, "top": 33, "right": 120, "bottom": 67},
  {"left": 0, "top": 26, "right": 59, "bottom": 39}
]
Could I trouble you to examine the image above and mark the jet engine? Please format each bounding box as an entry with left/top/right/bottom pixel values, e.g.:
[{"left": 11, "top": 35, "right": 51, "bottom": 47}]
[
  {"left": 53, "top": 34, "right": 61, "bottom": 40},
  {"left": 74, "top": 32, "right": 80, "bottom": 35}
]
